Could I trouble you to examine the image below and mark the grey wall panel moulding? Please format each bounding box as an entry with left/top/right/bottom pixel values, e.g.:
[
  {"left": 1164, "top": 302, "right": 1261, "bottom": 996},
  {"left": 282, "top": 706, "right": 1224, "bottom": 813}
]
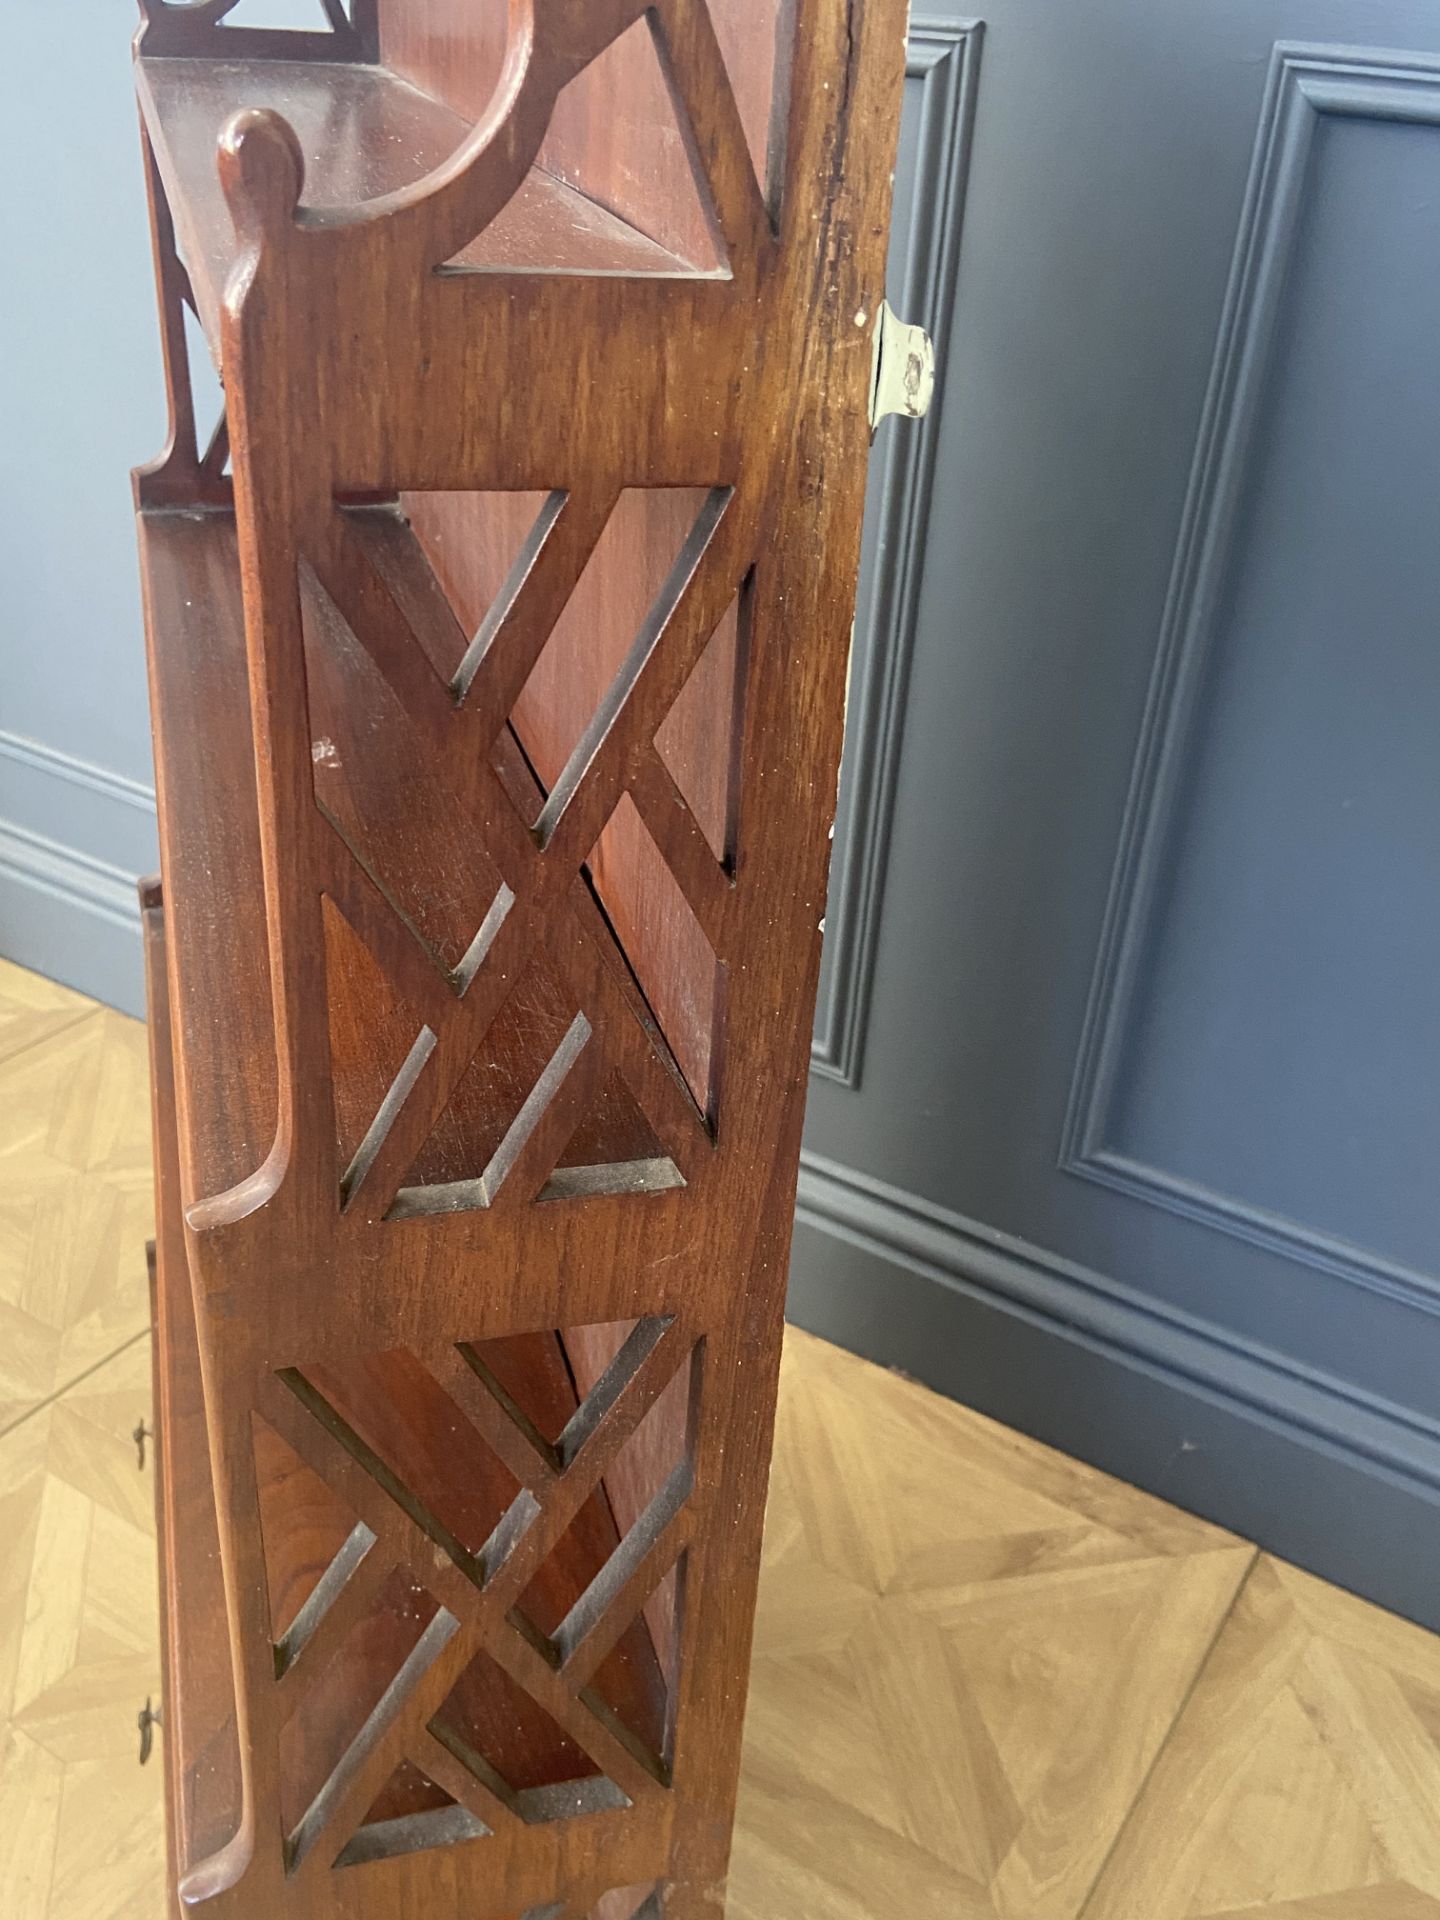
[
  {"left": 811, "top": 19, "right": 983, "bottom": 1087},
  {"left": 791, "top": 1149, "right": 1440, "bottom": 1631},
  {"left": 1058, "top": 44, "right": 1440, "bottom": 1320},
  {"left": 0, "top": 731, "right": 154, "bottom": 1016}
]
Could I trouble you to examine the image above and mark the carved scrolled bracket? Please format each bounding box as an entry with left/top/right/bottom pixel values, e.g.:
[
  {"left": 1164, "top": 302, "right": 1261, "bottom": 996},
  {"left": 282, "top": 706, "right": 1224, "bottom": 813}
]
[
  {"left": 286, "top": 0, "right": 590, "bottom": 269},
  {"left": 215, "top": 0, "right": 763, "bottom": 281}
]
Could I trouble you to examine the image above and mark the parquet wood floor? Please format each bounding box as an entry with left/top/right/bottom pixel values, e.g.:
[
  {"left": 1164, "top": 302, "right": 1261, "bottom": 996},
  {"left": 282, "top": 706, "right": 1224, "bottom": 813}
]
[
  {"left": 1, "top": 967, "right": 1438, "bottom": 1918},
  {"left": 0, "top": 963, "right": 153, "bottom": 1437}
]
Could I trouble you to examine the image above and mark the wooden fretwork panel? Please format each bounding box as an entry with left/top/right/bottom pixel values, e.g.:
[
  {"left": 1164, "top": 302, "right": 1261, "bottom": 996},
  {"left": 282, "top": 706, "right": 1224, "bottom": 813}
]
[
  {"left": 131, "top": 0, "right": 910, "bottom": 1914},
  {"left": 242, "top": 1321, "right": 698, "bottom": 1882},
  {"left": 302, "top": 486, "right": 738, "bottom": 1218}
]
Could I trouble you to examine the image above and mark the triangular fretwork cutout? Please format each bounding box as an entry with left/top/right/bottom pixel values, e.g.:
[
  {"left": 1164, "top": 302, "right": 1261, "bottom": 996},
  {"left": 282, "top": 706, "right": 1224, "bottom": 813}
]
[
  {"left": 654, "top": 577, "right": 750, "bottom": 865},
  {"left": 301, "top": 532, "right": 508, "bottom": 973},
  {"left": 438, "top": 11, "right": 735, "bottom": 278},
  {"left": 543, "top": 1069, "right": 684, "bottom": 1204},
  {"left": 458, "top": 1329, "right": 599, "bottom": 1456},
  {"left": 252, "top": 1409, "right": 372, "bottom": 1658},
  {"left": 169, "top": 0, "right": 356, "bottom": 28},
  {"left": 536, "top": 13, "right": 731, "bottom": 275},
  {"left": 363, "top": 1757, "right": 457, "bottom": 1823},
  {"left": 161, "top": 295, "right": 229, "bottom": 496},
  {"left": 279, "top": 1565, "right": 452, "bottom": 1860},
  {"left": 386, "top": 957, "right": 594, "bottom": 1218},
  {"left": 396, "top": 489, "right": 558, "bottom": 696},
  {"left": 557, "top": 1069, "right": 667, "bottom": 1171},
  {"left": 322, "top": 867, "right": 527, "bottom": 1214},
  {"left": 181, "top": 290, "right": 222, "bottom": 411},
  {"left": 333, "top": 1760, "right": 487, "bottom": 1869},
  {"left": 322, "top": 893, "right": 435, "bottom": 1196},
  {"left": 587, "top": 793, "right": 722, "bottom": 1114},
  {"left": 429, "top": 1647, "right": 630, "bottom": 1822},
  {"left": 514, "top": 1335, "right": 696, "bottom": 1774},
  {"left": 706, "top": 0, "right": 799, "bottom": 222}
]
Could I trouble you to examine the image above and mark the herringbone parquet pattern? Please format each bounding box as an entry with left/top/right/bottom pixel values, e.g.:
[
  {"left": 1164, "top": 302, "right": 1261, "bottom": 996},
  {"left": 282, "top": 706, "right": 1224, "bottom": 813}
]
[{"left": 1, "top": 964, "right": 1439, "bottom": 1918}]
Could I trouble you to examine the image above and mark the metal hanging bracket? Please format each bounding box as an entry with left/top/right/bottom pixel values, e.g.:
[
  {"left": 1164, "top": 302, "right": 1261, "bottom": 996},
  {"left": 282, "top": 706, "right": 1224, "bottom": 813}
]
[{"left": 869, "top": 299, "right": 935, "bottom": 428}]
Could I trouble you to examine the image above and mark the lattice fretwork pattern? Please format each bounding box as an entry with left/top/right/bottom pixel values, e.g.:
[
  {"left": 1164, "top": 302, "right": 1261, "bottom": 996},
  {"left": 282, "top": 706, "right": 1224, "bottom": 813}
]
[
  {"left": 135, "top": 0, "right": 911, "bottom": 1911},
  {"left": 304, "top": 486, "right": 744, "bottom": 1223},
  {"left": 251, "top": 1318, "right": 698, "bottom": 1884}
]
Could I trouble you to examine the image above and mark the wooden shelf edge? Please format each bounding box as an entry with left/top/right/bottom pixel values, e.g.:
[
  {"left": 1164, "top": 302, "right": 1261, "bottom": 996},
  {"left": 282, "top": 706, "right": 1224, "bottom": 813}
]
[
  {"left": 139, "top": 504, "right": 279, "bottom": 1214},
  {"left": 145, "top": 1228, "right": 180, "bottom": 1911},
  {"left": 143, "top": 891, "right": 245, "bottom": 1899}
]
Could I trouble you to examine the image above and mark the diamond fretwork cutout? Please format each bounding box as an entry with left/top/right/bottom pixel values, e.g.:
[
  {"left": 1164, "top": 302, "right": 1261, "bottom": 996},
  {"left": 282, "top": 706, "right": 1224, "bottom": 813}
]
[
  {"left": 254, "top": 1319, "right": 697, "bottom": 1875},
  {"left": 510, "top": 489, "right": 721, "bottom": 804}
]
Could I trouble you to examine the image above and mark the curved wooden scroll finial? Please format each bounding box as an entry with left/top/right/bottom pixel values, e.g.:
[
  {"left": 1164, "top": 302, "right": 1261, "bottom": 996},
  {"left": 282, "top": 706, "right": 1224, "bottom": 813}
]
[{"left": 218, "top": 107, "right": 306, "bottom": 264}]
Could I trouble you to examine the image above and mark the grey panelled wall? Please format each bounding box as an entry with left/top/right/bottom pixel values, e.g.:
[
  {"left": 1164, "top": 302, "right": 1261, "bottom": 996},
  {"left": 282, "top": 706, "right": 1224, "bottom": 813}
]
[
  {"left": 812, "top": 18, "right": 981, "bottom": 1084},
  {"left": 796, "top": 4, "right": 1440, "bottom": 1627},
  {"left": 0, "top": 4, "right": 166, "bottom": 1014},
  {"left": 0, "top": 1, "right": 310, "bottom": 1015}
]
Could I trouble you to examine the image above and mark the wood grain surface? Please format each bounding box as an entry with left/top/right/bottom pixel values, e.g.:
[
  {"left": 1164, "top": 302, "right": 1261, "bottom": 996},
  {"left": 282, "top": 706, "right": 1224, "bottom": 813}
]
[{"left": 131, "top": 1, "right": 911, "bottom": 1913}]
